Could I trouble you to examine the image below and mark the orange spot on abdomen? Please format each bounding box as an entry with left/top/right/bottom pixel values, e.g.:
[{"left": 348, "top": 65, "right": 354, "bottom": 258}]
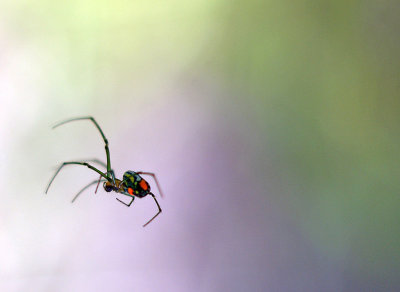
[{"left": 139, "top": 179, "right": 148, "bottom": 191}]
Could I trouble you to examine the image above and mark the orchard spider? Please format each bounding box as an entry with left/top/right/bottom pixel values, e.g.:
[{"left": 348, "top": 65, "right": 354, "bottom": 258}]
[{"left": 45, "top": 116, "right": 163, "bottom": 227}]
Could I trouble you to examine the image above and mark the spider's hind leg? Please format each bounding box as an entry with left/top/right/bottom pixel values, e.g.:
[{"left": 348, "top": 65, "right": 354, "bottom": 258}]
[
  {"left": 116, "top": 195, "right": 135, "bottom": 207},
  {"left": 137, "top": 172, "right": 164, "bottom": 198},
  {"left": 143, "top": 193, "right": 162, "bottom": 227}
]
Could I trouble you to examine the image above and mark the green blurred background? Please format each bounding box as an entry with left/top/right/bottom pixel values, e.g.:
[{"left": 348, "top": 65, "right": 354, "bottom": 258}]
[{"left": 1, "top": 0, "right": 399, "bottom": 291}]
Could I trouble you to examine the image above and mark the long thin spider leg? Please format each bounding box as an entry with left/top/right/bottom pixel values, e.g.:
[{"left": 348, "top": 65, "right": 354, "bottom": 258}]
[
  {"left": 94, "top": 175, "right": 102, "bottom": 194},
  {"left": 116, "top": 194, "right": 135, "bottom": 207},
  {"left": 79, "top": 158, "right": 107, "bottom": 168},
  {"left": 52, "top": 116, "right": 112, "bottom": 177},
  {"left": 72, "top": 179, "right": 106, "bottom": 203},
  {"left": 45, "top": 161, "right": 111, "bottom": 194},
  {"left": 137, "top": 172, "right": 164, "bottom": 198},
  {"left": 143, "top": 193, "right": 162, "bottom": 227},
  {"left": 73, "top": 159, "right": 115, "bottom": 178},
  {"left": 67, "top": 159, "right": 115, "bottom": 183}
]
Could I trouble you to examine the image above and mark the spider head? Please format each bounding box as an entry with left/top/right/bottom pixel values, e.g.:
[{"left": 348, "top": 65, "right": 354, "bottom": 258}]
[
  {"left": 103, "top": 181, "right": 114, "bottom": 192},
  {"left": 123, "top": 171, "right": 150, "bottom": 198}
]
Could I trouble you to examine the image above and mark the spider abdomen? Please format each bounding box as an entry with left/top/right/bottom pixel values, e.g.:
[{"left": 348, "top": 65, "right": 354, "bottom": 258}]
[{"left": 123, "top": 170, "right": 150, "bottom": 198}]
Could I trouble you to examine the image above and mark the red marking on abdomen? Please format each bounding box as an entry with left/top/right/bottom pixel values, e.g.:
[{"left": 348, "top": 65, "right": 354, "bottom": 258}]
[{"left": 139, "top": 179, "right": 148, "bottom": 191}]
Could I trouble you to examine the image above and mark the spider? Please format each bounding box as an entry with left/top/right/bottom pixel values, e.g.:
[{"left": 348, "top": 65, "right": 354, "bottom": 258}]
[{"left": 45, "top": 116, "right": 163, "bottom": 227}]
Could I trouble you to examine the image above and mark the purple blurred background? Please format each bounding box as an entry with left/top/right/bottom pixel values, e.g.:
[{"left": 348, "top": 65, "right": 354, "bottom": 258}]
[{"left": 1, "top": 1, "right": 400, "bottom": 291}]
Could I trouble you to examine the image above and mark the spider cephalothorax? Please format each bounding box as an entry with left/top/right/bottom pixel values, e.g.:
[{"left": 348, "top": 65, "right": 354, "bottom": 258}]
[{"left": 45, "top": 116, "right": 163, "bottom": 227}]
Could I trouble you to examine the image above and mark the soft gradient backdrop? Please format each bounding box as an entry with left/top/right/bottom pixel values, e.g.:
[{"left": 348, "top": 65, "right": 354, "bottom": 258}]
[{"left": 1, "top": 1, "right": 399, "bottom": 291}]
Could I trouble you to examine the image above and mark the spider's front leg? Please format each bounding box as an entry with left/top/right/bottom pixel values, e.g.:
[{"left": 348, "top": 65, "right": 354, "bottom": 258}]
[
  {"left": 45, "top": 161, "right": 111, "bottom": 194},
  {"left": 52, "top": 116, "right": 113, "bottom": 175}
]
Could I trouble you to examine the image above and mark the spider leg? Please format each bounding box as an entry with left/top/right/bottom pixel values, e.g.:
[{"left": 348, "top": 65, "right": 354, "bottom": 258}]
[
  {"left": 77, "top": 159, "right": 115, "bottom": 183},
  {"left": 116, "top": 194, "right": 135, "bottom": 207},
  {"left": 52, "top": 116, "right": 113, "bottom": 178},
  {"left": 137, "top": 172, "right": 164, "bottom": 198},
  {"left": 143, "top": 193, "right": 162, "bottom": 227},
  {"left": 71, "top": 178, "right": 106, "bottom": 203},
  {"left": 80, "top": 158, "right": 107, "bottom": 168},
  {"left": 94, "top": 175, "right": 102, "bottom": 194},
  {"left": 45, "top": 161, "right": 110, "bottom": 194}
]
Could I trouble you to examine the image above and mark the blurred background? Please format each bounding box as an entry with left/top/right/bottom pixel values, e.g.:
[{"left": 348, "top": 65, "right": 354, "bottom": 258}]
[{"left": 1, "top": 0, "right": 399, "bottom": 291}]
